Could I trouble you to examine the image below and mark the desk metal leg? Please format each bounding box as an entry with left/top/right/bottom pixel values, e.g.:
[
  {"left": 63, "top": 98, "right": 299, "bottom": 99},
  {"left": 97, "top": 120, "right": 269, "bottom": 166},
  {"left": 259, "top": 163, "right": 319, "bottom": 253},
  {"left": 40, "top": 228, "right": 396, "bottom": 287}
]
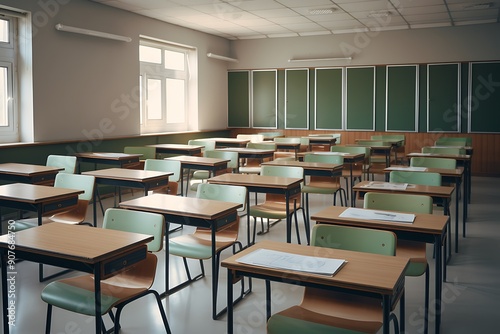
[
  {"left": 227, "top": 268, "right": 234, "bottom": 334},
  {"left": 435, "top": 235, "right": 443, "bottom": 334},
  {"left": 285, "top": 191, "right": 291, "bottom": 243},
  {"left": 382, "top": 294, "right": 390, "bottom": 334},
  {"left": 94, "top": 265, "right": 102, "bottom": 334},
  {"left": 1, "top": 250, "right": 9, "bottom": 334}
]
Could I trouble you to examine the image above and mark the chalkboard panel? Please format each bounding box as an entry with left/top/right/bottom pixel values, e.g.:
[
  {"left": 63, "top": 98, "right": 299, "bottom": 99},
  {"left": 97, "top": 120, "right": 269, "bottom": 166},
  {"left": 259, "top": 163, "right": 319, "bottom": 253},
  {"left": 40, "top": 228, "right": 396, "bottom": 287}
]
[
  {"left": 346, "top": 67, "right": 375, "bottom": 130},
  {"left": 227, "top": 71, "right": 250, "bottom": 128},
  {"left": 469, "top": 61, "right": 500, "bottom": 133},
  {"left": 252, "top": 70, "right": 277, "bottom": 128},
  {"left": 386, "top": 65, "right": 418, "bottom": 132},
  {"left": 315, "top": 68, "right": 343, "bottom": 130},
  {"left": 427, "top": 63, "right": 460, "bottom": 132},
  {"left": 285, "top": 68, "right": 309, "bottom": 129}
]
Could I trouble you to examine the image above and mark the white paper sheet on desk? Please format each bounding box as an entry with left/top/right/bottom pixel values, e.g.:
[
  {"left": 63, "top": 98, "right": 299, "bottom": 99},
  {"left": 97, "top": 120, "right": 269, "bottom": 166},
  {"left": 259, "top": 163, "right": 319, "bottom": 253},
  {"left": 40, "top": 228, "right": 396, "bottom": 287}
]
[
  {"left": 92, "top": 153, "right": 131, "bottom": 157},
  {"left": 386, "top": 166, "right": 428, "bottom": 172},
  {"left": 237, "top": 249, "right": 346, "bottom": 276},
  {"left": 361, "top": 181, "right": 408, "bottom": 190},
  {"left": 340, "top": 207, "right": 415, "bottom": 223}
]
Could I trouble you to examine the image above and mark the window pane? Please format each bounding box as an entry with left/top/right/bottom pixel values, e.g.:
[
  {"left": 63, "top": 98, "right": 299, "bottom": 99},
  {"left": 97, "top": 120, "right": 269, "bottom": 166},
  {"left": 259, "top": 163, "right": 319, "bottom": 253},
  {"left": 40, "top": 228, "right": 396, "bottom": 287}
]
[
  {"left": 0, "top": 67, "right": 8, "bottom": 126},
  {"left": 0, "top": 19, "right": 8, "bottom": 43},
  {"left": 147, "top": 79, "right": 162, "bottom": 120},
  {"left": 140, "top": 45, "right": 161, "bottom": 64},
  {"left": 139, "top": 75, "right": 143, "bottom": 124},
  {"left": 166, "top": 78, "right": 185, "bottom": 123},
  {"left": 164, "top": 50, "right": 184, "bottom": 71}
]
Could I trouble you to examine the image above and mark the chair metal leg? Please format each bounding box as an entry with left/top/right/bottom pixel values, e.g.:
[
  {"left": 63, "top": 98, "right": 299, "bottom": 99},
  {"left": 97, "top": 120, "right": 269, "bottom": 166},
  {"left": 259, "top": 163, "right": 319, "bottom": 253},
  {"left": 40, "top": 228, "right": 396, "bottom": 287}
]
[
  {"left": 45, "top": 304, "right": 52, "bottom": 334},
  {"left": 424, "top": 266, "right": 430, "bottom": 334}
]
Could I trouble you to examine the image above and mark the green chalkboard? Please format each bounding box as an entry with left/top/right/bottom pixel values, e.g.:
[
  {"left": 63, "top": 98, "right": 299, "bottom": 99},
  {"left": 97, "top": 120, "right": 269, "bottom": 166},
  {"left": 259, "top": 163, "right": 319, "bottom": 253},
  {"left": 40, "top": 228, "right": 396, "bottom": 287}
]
[
  {"left": 227, "top": 71, "right": 250, "bottom": 128},
  {"left": 346, "top": 67, "right": 375, "bottom": 130},
  {"left": 427, "top": 63, "right": 460, "bottom": 132},
  {"left": 252, "top": 70, "right": 277, "bottom": 128},
  {"left": 315, "top": 68, "right": 343, "bottom": 130},
  {"left": 285, "top": 68, "right": 308, "bottom": 129},
  {"left": 386, "top": 65, "right": 418, "bottom": 132},
  {"left": 469, "top": 61, "right": 500, "bottom": 133}
]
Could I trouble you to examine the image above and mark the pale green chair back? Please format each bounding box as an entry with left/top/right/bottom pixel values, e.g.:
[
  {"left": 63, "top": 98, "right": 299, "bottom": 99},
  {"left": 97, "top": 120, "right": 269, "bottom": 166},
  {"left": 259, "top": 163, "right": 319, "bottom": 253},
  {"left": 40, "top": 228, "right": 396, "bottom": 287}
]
[
  {"left": 371, "top": 134, "right": 405, "bottom": 145},
  {"left": 103, "top": 208, "right": 165, "bottom": 252},
  {"left": 144, "top": 159, "right": 181, "bottom": 182},
  {"left": 205, "top": 150, "right": 239, "bottom": 170},
  {"left": 435, "top": 137, "right": 469, "bottom": 146},
  {"left": 55, "top": 173, "right": 95, "bottom": 201},
  {"left": 261, "top": 165, "right": 303, "bottom": 180},
  {"left": 312, "top": 224, "right": 396, "bottom": 255},
  {"left": 410, "top": 157, "right": 456, "bottom": 169},
  {"left": 389, "top": 171, "right": 441, "bottom": 186},
  {"left": 196, "top": 183, "right": 247, "bottom": 212},
  {"left": 422, "top": 147, "right": 465, "bottom": 155},
  {"left": 188, "top": 139, "right": 216, "bottom": 156},
  {"left": 257, "top": 131, "right": 283, "bottom": 140},
  {"left": 355, "top": 140, "right": 387, "bottom": 147},
  {"left": 46, "top": 155, "right": 77, "bottom": 174},
  {"left": 330, "top": 145, "right": 369, "bottom": 156},
  {"left": 124, "top": 146, "right": 157, "bottom": 160},
  {"left": 246, "top": 141, "right": 277, "bottom": 150},
  {"left": 236, "top": 134, "right": 264, "bottom": 143},
  {"left": 274, "top": 137, "right": 301, "bottom": 144},
  {"left": 304, "top": 153, "right": 343, "bottom": 165},
  {"left": 364, "top": 192, "right": 433, "bottom": 214}
]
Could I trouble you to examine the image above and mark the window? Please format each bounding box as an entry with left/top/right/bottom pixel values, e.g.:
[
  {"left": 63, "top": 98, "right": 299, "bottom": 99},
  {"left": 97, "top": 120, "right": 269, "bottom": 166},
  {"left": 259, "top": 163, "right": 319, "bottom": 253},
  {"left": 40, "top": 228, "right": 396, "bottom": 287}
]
[
  {"left": 139, "top": 39, "right": 194, "bottom": 133},
  {"left": 0, "top": 15, "right": 17, "bottom": 141}
]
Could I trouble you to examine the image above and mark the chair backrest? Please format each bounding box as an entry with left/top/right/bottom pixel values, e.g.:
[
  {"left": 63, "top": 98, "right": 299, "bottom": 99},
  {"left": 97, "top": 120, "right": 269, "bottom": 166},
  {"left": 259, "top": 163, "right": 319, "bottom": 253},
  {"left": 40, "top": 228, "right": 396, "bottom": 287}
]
[
  {"left": 257, "top": 131, "right": 283, "bottom": 140},
  {"left": 54, "top": 173, "right": 95, "bottom": 201},
  {"left": 205, "top": 150, "right": 239, "bottom": 170},
  {"left": 435, "top": 137, "right": 468, "bottom": 146},
  {"left": 144, "top": 159, "right": 181, "bottom": 182},
  {"left": 46, "top": 155, "right": 77, "bottom": 174},
  {"left": 246, "top": 142, "right": 277, "bottom": 150},
  {"left": 103, "top": 208, "right": 165, "bottom": 252},
  {"left": 389, "top": 170, "right": 442, "bottom": 186},
  {"left": 304, "top": 153, "right": 344, "bottom": 165},
  {"left": 410, "top": 157, "right": 456, "bottom": 169},
  {"left": 364, "top": 192, "right": 433, "bottom": 214},
  {"left": 371, "top": 134, "right": 405, "bottom": 145},
  {"left": 355, "top": 140, "right": 387, "bottom": 147},
  {"left": 124, "top": 146, "right": 157, "bottom": 160},
  {"left": 188, "top": 139, "right": 216, "bottom": 156},
  {"left": 273, "top": 137, "right": 301, "bottom": 144},
  {"left": 330, "top": 145, "right": 368, "bottom": 155},
  {"left": 311, "top": 224, "right": 396, "bottom": 256},
  {"left": 261, "top": 165, "right": 303, "bottom": 180},
  {"left": 196, "top": 183, "right": 247, "bottom": 211},
  {"left": 422, "top": 147, "right": 465, "bottom": 155},
  {"left": 236, "top": 134, "right": 264, "bottom": 143}
]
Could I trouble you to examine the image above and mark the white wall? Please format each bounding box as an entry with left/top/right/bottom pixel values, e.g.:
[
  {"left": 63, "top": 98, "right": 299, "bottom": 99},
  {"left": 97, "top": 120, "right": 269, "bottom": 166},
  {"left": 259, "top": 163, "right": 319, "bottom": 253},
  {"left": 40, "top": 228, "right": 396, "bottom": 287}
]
[
  {"left": 1, "top": 0, "right": 231, "bottom": 142},
  {"left": 229, "top": 23, "right": 500, "bottom": 70}
]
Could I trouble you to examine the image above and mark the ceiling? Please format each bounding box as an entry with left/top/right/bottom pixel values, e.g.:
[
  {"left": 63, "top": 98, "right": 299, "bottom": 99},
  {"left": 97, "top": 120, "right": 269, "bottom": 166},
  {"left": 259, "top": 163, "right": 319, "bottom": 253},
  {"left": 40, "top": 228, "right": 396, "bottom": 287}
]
[{"left": 91, "top": 0, "right": 500, "bottom": 40}]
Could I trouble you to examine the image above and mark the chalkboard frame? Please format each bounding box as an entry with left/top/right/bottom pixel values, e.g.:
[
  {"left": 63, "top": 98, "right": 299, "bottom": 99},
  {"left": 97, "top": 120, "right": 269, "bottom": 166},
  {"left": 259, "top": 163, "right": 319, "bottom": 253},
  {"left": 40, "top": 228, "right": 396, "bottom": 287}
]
[
  {"left": 285, "top": 68, "right": 309, "bottom": 130},
  {"left": 385, "top": 65, "right": 419, "bottom": 132},
  {"left": 314, "top": 67, "right": 344, "bottom": 130},
  {"left": 345, "top": 66, "right": 376, "bottom": 131},
  {"left": 251, "top": 69, "right": 278, "bottom": 129}
]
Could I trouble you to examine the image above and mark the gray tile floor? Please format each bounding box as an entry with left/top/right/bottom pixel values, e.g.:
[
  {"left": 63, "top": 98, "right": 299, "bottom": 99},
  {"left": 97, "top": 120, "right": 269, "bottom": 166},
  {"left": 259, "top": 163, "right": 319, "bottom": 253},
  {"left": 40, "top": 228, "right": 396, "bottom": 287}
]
[{"left": 2, "top": 175, "right": 499, "bottom": 333}]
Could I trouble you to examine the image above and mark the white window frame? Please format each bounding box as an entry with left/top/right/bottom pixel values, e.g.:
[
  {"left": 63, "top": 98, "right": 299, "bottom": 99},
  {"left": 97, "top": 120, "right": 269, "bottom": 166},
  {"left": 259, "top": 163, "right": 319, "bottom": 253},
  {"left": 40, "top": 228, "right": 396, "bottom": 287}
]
[{"left": 0, "top": 15, "right": 18, "bottom": 142}]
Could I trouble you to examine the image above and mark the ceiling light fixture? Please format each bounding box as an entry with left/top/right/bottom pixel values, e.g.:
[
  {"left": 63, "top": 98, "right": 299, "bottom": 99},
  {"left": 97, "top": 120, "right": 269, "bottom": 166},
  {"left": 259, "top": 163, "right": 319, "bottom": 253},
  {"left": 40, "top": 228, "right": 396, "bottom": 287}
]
[
  {"left": 462, "top": 2, "right": 494, "bottom": 10},
  {"left": 207, "top": 53, "right": 238, "bottom": 62},
  {"left": 55, "top": 23, "right": 132, "bottom": 42},
  {"left": 367, "top": 11, "right": 392, "bottom": 18},
  {"left": 288, "top": 57, "right": 352, "bottom": 62},
  {"left": 308, "top": 8, "right": 336, "bottom": 15}
]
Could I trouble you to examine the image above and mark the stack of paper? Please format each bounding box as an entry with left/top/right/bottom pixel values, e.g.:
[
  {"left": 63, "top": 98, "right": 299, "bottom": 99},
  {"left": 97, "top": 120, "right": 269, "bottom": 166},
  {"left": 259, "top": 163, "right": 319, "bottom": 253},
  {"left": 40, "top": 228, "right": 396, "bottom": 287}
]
[
  {"left": 339, "top": 207, "right": 415, "bottom": 223},
  {"left": 237, "top": 249, "right": 346, "bottom": 276},
  {"left": 386, "top": 166, "right": 428, "bottom": 172},
  {"left": 361, "top": 181, "right": 408, "bottom": 190}
]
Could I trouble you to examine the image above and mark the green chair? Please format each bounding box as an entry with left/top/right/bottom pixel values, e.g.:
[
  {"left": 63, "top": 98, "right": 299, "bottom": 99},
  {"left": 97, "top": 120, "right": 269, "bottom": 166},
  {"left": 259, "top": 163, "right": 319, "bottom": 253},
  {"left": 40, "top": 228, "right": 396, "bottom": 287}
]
[
  {"left": 249, "top": 165, "right": 307, "bottom": 244},
  {"left": 236, "top": 133, "right": 264, "bottom": 142},
  {"left": 267, "top": 224, "right": 399, "bottom": 334},
  {"left": 389, "top": 170, "right": 442, "bottom": 186},
  {"left": 190, "top": 150, "right": 239, "bottom": 190},
  {"left": 371, "top": 134, "right": 405, "bottom": 163},
  {"left": 422, "top": 146, "right": 466, "bottom": 155},
  {"left": 239, "top": 141, "right": 277, "bottom": 174},
  {"left": 46, "top": 154, "right": 77, "bottom": 175},
  {"left": 257, "top": 131, "right": 283, "bottom": 140},
  {"left": 123, "top": 146, "right": 157, "bottom": 169},
  {"left": 41, "top": 208, "right": 171, "bottom": 334},
  {"left": 169, "top": 183, "right": 248, "bottom": 319},
  {"left": 144, "top": 158, "right": 181, "bottom": 195},
  {"left": 435, "top": 137, "right": 469, "bottom": 146},
  {"left": 273, "top": 137, "right": 302, "bottom": 159},
  {"left": 364, "top": 192, "right": 433, "bottom": 334},
  {"left": 410, "top": 157, "right": 457, "bottom": 169},
  {"left": 186, "top": 139, "right": 217, "bottom": 194},
  {"left": 354, "top": 141, "right": 390, "bottom": 180},
  {"left": 330, "top": 146, "right": 370, "bottom": 199},
  {"left": 302, "top": 154, "right": 347, "bottom": 232}
]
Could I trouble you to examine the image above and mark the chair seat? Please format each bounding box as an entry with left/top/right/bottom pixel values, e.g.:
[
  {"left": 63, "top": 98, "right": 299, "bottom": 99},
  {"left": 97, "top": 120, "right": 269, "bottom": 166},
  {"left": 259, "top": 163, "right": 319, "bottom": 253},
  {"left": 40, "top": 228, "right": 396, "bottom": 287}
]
[
  {"left": 397, "top": 240, "right": 428, "bottom": 277},
  {"left": 249, "top": 201, "right": 293, "bottom": 220},
  {"left": 41, "top": 254, "right": 156, "bottom": 316},
  {"left": 302, "top": 182, "right": 342, "bottom": 194},
  {"left": 238, "top": 166, "right": 262, "bottom": 174},
  {"left": 268, "top": 289, "right": 384, "bottom": 334}
]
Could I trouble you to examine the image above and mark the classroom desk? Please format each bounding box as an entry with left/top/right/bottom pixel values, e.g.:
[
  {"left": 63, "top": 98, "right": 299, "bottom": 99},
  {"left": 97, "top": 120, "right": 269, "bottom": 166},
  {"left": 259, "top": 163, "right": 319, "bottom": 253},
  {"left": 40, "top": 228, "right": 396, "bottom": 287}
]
[
  {"left": 119, "top": 193, "right": 242, "bottom": 318},
  {"left": 74, "top": 152, "right": 142, "bottom": 172},
  {"left": 261, "top": 160, "right": 343, "bottom": 178},
  {"left": 408, "top": 151, "right": 472, "bottom": 208},
  {"left": 298, "top": 151, "right": 365, "bottom": 207},
  {"left": 204, "top": 137, "right": 250, "bottom": 148},
  {"left": 385, "top": 165, "right": 465, "bottom": 252},
  {"left": 146, "top": 143, "right": 203, "bottom": 156},
  {"left": 165, "top": 155, "right": 229, "bottom": 196},
  {"left": 350, "top": 142, "right": 393, "bottom": 167},
  {"left": 216, "top": 147, "right": 275, "bottom": 161},
  {"left": 0, "top": 223, "right": 152, "bottom": 334},
  {"left": 0, "top": 163, "right": 64, "bottom": 185},
  {"left": 356, "top": 139, "right": 404, "bottom": 162},
  {"left": 207, "top": 173, "right": 302, "bottom": 245},
  {"left": 274, "top": 142, "right": 301, "bottom": 159},
  {"left": 304, "top": 136, "right": 337, "bottom": 151},
  {"left": 311, "top": 206, "right": 448, "bottom": 334},
  {"left": 82, "top": 168, "right": 172, "bottom": 225},
  {"left": 222, "top": 239, "right": 408, "bottom": 334},
  {"left": 353, "top": 180, "right": 455, "bottom": 261}
]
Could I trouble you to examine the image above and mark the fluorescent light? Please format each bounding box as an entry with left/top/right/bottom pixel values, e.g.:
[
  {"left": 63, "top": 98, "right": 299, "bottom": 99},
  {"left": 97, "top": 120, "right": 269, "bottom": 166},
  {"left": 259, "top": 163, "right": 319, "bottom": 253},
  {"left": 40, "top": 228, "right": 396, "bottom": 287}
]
[
  {"left": 55, "top": 23, "right": 132, "bottom": 42},
  {"left": 288, "top": 57, "right": 352, "bottom": 62},
  {"left": 206, "top": 53, "right": 238, "bottom": 62},
  {"left": 462, "top": 2, "right": 494, "bottom": 10},
  {"left": 367, "top": 11, "right": 392, "bottom": 18},
  {"left": 309, "top": 8, "right": 336, "bottom": 15}
]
